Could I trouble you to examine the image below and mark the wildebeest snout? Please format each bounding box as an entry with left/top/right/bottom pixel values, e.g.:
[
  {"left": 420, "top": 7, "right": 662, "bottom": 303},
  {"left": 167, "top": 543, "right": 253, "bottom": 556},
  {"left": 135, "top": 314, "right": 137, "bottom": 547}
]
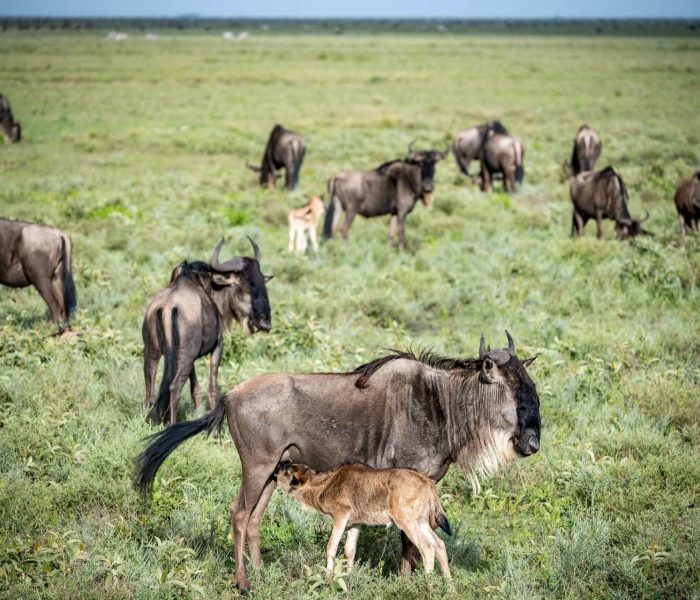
[
  {"left": 257, "top": 317, "right": 271, "bottom": 332},
  {"left": 517, "top": 429, "right": 540, "bottom": 456}
]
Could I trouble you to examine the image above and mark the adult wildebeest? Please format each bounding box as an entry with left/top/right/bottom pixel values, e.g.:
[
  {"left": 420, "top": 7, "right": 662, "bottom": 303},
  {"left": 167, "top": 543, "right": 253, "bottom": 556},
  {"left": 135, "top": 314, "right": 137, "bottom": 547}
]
[
  {"left": 323, "top": 143, "right": 448, "bottom": 249},
  {"left": 480, "top": 131, "right": 525, "bottom": 193},
  {"left": 674, "top": 172, "right": 700, "bottom": 236},
  {"left": 136, "top": 332, "right": 541, "bottom": 590},
  {"left": 142, "top": 238, "right": 272, "bottom": 426},
  {"left": 246, "top": 124, "right": 305, "bottom": 190},
  {"left": 570, "top": 166, "right": 652, "bottom": 239},
  {"left": 0, "top": 94, "right": 21, "bottom": 144},
  {"left": 453, "top": 120, "right": 508, "bottom": 177},
  {"left": 570, "top": 125, "right": 602, "bottom": 175},
  {"left": 0, "top": 218, "right": 77, "bottom": 330}
]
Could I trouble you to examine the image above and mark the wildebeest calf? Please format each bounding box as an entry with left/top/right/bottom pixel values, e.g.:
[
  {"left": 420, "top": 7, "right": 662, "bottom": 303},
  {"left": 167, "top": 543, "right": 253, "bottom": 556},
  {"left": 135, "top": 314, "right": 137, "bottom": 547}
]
[
  {"left": 288, "top": 195, "right": 325, "bottom": 254},
  {"left": 674, "top": 172, "right": 700, "bottom": 236},
  {"left": 275, "top": 462, "right": 452, "bottom": 578},
  {"left": 0, "top": 94, "right": 21, "bottom": 144}
]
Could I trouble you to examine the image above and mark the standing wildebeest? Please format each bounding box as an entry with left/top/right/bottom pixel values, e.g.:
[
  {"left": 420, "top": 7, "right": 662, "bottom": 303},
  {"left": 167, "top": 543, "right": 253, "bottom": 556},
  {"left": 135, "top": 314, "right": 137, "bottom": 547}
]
[
  {"left": 246, "top": 124, "right": 305, "bottom": 190},
  {"left": 453, "top": 120, "right": 508, "bottom": 177},
  {"left": 0, "top": 218, "right": 77, "bottom": 330},
  {"left": 136, "top": 332, "right": 541, "bottom": 590},
  {"left": 570, "top": 166, "right": 652, "bottom": 239},
  {"left": 570, "top": 125, "right": 602, "bottom": 175},
  {"left": 142, "top": 238, "right": 272, "bottom": 425},
  {"left": 0, "top": 94, "right": 21, "bottom": 144},
  {"left": 674, "top": 172, "right": 700, "bottom": 236},
  {"left": 323, "top": 143, "right": 448, "bottom": 249},
  {"left": 480, "top": 131, "right": 525, "bottom": 193}
]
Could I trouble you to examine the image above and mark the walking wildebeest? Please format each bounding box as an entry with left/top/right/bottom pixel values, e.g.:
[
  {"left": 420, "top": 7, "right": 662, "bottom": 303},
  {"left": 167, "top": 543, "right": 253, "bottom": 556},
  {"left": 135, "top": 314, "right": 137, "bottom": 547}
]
[
  {"left": 136, "top": 331, "right": 541, "bottom": 590},
  {"left": 142, "top": 238, "right": 272, "bottom": 425},
  {"left": 0, "top": 94, "right": 21, "bottom": 144},
  {"left": 288, "top": 195, "right": 325, "bottom": 254},
  {"left": 570, "top": 125, "right": 602, "bottom": 176},
  {"left": 246, "top": 124, "right": 305, "bottom": 190},
  {"left": 323, "top": 142, "right": 448, "bottom": 249},
  {"left": 453, "top": 120, "right": 508, "bottom": 178},
  {"left": 0, "top": 218, "right": 77, "bottom": 330},
  {"left": 570, "top": 166, "right": 652, "bottom": 239},
  {"left": 480, "top": 131, "right": 525, "bottom": 193},
  {"left": 275, "top": 462, "right": 452, "bottom": 578},
  {"left": 674, "top": 172, "right": 700, "bottom": 236}
]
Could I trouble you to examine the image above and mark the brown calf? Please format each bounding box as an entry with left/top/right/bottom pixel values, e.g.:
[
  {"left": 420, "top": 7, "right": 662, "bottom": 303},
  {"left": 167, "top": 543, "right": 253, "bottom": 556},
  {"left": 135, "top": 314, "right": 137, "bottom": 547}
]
[
  {"left": 288, "top": 196, "right": 325, "bottom": 254},
  {"left": 275, "top": 462, "right": 452, "bottom": 579}
]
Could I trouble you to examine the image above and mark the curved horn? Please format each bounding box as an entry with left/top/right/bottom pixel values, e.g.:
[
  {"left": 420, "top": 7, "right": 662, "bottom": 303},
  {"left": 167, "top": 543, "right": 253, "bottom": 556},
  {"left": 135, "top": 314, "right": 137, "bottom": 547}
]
[
  {"left": 505, "top": 330, "right": 515, "bottom": 355},
  {"left": 248, "top": 236, "right": 260, "bottom": 261},
  {"left": 479, "top": 334, "right": 487, "bottom": 360},
  {"left": 640, "top": 210, "right": 650, "bottom": 223},
  {"left": 439, "top": 142, "right": 450, "bottom": 158},
  {"left": 211, "top": 238, "right": 245, "bottom": 272},
  {"left": 210, "top": 237, "right": 226, "bottom": 266},
  {"left": 245, "top": 161, "right": 261, "bottom": 173},
  {"left": 408, "top": 139, "right": 416, "bottom": 155}
]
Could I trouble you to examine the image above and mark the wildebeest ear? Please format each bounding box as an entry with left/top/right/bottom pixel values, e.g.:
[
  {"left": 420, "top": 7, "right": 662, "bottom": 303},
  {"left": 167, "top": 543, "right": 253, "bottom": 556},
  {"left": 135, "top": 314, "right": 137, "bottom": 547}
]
[
  {"left": 264, "top": 274, "right": 274, "bottom": 283},
  {"left": 211, "top": 272, "right": 236, "bottom": 286},
  {"left": 521, "top": 355, "right": 538, "bottom": 369},
  {"left": 480, "top": 358, "right": 495, "bottom": 384}
]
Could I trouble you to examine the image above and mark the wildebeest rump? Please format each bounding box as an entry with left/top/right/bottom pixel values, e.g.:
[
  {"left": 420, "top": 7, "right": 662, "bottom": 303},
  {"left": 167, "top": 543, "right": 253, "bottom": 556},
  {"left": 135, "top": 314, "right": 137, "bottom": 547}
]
[
  {"left": 480, "top": 131, "right": 525, "bottom": 193},
  {"left": 135, "top": 332, "right": 540, "bottom": 590},
  {"left": 452, "top": 120, "right": 508, "bottom": 177},
  {"left": 323, "top": 142, "right": 448, "bottom": 249},
  {"left": 142, "top": 238, "right": 272, "bottom": 425},
  {"left": 0, "top": 94, "right": 21, "bottom": 144},
  {"left": 570, "top": 125, "right": 602, "bottom": 175},
  {"left": 246, "top": 124, "right": 305, "bottom": 190},
  {"left": 0, "top": 218, "right": 77, "bottom": 330},
  {"left": 570, "top": 166, "right": 652, "bottom": 239},
  {"left": 674, "top": 172, "right": 700, "bottom": 236}
]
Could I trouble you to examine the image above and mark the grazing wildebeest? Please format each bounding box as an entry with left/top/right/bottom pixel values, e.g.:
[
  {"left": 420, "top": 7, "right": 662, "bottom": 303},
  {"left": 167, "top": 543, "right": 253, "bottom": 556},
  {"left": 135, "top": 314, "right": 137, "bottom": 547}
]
[
  {"left": 246, "top": 124, "right": 305, "bottom": 190},
  {"left": 674, "top": 172, "right": 700, "bottom": 236},
  {"left": 570, "top": 125, "right": 602, "bottom": 175},
  {"left": 0, "top": 218, "right": 77, "bottom": 330},
  {"left": 0, "top": 94, "right": 21, "bottom": 144},
  {"left": 136, "top": 332, "right": 540, "bottom": 590},
  {"left": 276, "top": 462, "right": 452, "bottom": 578},
  {"left": 570, "top": 166, "right": 652, "bottom": 239},
  {"left": 323, "top": 142, "right": 448, "bottom": 249},
  {"left": 453, "top": 120, "right": 508, "bottom": 177},
  {"left": 142, "top": 238, "right": 272, "bottom": 425},
  {"left": 480, "top": 131, "right": 525, "bottom": 193}
]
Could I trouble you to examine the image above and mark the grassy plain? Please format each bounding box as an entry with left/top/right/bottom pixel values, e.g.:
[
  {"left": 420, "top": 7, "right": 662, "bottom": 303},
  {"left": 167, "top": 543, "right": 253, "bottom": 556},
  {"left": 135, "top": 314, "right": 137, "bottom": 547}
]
[{"left": 0, "top": 30, "right": 699, "bottom": 599}]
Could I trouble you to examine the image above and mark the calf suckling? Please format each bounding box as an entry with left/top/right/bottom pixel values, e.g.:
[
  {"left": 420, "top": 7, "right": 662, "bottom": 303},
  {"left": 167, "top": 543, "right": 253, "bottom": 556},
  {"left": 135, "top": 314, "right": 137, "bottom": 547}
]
[{"left": 275, "top": 462, "right": 452, "bottom": 579}]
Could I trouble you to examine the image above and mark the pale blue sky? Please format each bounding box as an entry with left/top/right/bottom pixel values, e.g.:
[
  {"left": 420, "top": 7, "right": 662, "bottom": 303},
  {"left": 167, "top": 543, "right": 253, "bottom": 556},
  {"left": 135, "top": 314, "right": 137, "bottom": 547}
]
[{"left": 1, "top": 0, "right": 698, "bottom": 18}]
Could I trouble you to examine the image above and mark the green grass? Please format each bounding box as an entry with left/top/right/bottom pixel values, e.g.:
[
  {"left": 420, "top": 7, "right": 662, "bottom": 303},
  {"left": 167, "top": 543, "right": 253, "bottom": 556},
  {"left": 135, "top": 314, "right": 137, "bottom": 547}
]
[{"left": 1, "top": 31, "right": 699, "bottom": 599}]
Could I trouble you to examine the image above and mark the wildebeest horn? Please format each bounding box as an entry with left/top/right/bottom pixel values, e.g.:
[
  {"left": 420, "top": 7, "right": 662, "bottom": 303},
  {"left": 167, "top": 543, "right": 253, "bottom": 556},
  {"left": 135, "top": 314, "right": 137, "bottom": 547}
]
[
  {"left": 479, "top": 334, "right": 487, "bottom": 359},
  {"left": 640, "top": 210, "right": 650, "bottom": 223},
  {"left": 248, "top": 236, "right": 261, "bottom": 261},
  {"left": 245, "top": 162, "right": 261, "bottom": 173},
  {"left": 506, "top": 330, "right": 515, "bottom": 355},
  {"left": 210, "top": 237, "right": 225, "bottom": 265},
  {"left": 438, "top": 142, "right": 450, "bottom": 159},
  {"left": 408, "top": 139, "right": 416, "bottom": 156},
  {"left": 210, "top": 238, "right": 246, "bottom": 272}
]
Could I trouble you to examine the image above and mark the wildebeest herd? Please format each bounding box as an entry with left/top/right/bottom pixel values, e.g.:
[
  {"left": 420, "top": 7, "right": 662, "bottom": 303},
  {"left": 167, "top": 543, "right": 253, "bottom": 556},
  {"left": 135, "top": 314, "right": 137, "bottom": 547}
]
[{"left": 0, "top": 88, "right": 697, "bottom": 591}]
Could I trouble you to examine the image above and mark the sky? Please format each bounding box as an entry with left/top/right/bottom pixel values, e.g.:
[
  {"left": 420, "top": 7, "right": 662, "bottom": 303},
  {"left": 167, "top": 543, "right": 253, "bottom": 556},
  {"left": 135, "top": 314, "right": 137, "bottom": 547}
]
[{"left": 1, "top": 0, "right": 698, "bottom": 18}]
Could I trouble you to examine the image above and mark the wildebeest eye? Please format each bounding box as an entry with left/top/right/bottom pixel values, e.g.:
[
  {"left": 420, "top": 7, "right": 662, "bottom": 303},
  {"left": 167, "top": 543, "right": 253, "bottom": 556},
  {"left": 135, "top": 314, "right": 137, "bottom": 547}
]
[{"left": 290, "top": 475, "right": 299, "bottom": 485}]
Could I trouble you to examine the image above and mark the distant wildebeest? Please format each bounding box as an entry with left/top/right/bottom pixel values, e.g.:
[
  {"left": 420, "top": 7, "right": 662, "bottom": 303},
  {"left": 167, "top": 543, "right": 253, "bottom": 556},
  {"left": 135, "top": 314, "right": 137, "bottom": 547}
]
[
  {"left": 453, "top": 120, "right": 508, "bottom": 178},
  {"left": 480, "top": 131, "right": 525, "bottom": 193},
  {"left": 276, "top": 462, "right": 452, "bottom": 578},
  {"left": 570, "top": 166, "right": 652, "bottom": 239},
  {"left": 288, "top": 195, "right": 325, "bottom": 254},
  {"left": 0, "top": 94, "right": 21, "bottom": 144},
  {"left": 323, "top": 142, "right": 448, "bottom": 249},
  {"left": 674, "top": 172, "right": 700, "bottom": 236},
  {"left": 136, "top": 331, "right": 540, "bottom": 590},
  {"left": 246, "top": 124, "right": 306, "bottom": 190},
  {"left": 570, "top": 125, "right": 602, "bottom": 175},
  {"left": 0, "top": 218, "right": 77, "bottom": 330},
  {"left": 142, "top": 238, "right": 272, "bottom": 425}
]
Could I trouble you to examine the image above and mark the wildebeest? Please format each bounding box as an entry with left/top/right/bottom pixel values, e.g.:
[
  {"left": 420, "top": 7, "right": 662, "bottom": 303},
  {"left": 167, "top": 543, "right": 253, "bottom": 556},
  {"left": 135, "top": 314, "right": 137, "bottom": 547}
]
[
  {"left": 323, "top": 142, "right": 448, "bottom": 249},
  {"left": 480, "top": 131, "right": 525, "bottom": 193},
  {"left": 0, "top": 218, "right": 77, "bottom": 330},
  {"left": 142, "top": 238, "right": 272, "bottom": 425},
  {"left": 0, "top": 94, "right": 21, "bottom": 144},
  {"left": 275, "top": 462, "right": 452, "bottom": 578},
  {"left": 674, "top": 172, "right": 700, "bottom": 236},
  {"left": 452, "top": 120, "right": 508, "bottom": 177},
  {"left": 570, "top": 166, "right": 652, "bottom": 239},
  {"left": 288, "top": 195, "right": 325, "bottom": 254},
  {"left": 136, "top": 332, "right": 540, "bottom": 590},
  {"left": 570, "top": 125, "right": 602, "bottom": 175},
  {"left": 246, "top": 124, "right": 305, "bottom": 190}
]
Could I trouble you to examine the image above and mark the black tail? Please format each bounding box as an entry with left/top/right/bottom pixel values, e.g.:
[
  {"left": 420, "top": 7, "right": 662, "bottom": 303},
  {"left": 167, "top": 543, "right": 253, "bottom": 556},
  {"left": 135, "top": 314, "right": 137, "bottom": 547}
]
[
  {"left": 437, "top": 512, "right": 452, "bottom": 536},
  {"left": 323, "top": 179, "right": 336, "bottom": 239},
  {"left": 453, "top": 144, "right": 471, "bottom": 177},
  {"left": 134, "top": 400, "right": 226, "bottom": 493},
  {"left": 515, "top": 164, "right": 524, "bottom": 184},
  {"left": 151, "top": 307, "right": 179, "bottom": 425},
  {"left": 570, "top": 143, "right": 580, "bottom": 176},
  {"left": 60, "top": 237, "right": 77, "bottom": 320}
]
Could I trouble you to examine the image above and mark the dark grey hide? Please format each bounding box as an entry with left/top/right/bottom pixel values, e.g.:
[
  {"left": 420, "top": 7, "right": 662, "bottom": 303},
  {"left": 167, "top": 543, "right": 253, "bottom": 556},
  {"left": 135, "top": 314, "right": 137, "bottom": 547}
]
[
  {"left": 674, "top": 172, "right": 700, "bottom": 236},
  {"left": 452, "top": 120, "right": 508, "bottom": 177},
  {"left": 136, "top": 331, "right": 541, "bottom": 590},
  {"left": 246, "top": 124, "right": 306, "bottom": 190},
  {"left": 0, "top": 94, "right": 21, "bottom": 144},
  {"left": 480, "top": 131, "right": 525, "bottom": 193},
  {"left": 143, "top": 238, "right": 272, "bottom": 425}
]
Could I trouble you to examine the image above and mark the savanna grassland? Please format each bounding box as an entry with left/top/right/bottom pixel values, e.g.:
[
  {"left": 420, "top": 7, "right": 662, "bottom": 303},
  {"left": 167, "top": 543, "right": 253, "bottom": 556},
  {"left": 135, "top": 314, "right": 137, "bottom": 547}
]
[{"left": 0, "top": 28, "right": 699, "bottom": 599}]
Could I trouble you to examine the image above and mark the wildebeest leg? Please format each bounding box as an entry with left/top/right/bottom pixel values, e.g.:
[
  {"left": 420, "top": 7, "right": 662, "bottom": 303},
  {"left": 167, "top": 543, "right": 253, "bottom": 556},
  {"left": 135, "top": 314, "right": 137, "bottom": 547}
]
[
  {"left": 400, "top": 530, "right": 420, "bottom": 573},
  {"left": 573, "top": 212, "right": 586, "bottom": 237},
  {"left": 397, "top": 213, "right": 408, "bottom": 251},
  {"left": 481, "top": 164, "right": 492, "bottom": 193},
  {"left": 692, "top": 218, "right": 698, "bottom": 234},
  {"left": 32, "top": 278, "right": 62, "bottom": 325},
  {"left": 431, "top": 529, "right": 451, "bottom": 579},
  {"left": 326, "top": 513, "right": 350, "bottom": 571},
  {"left": 341, "top": 211, "right": 357, "bottom": 240},
  {"left": 505, "top": 166, "right": 515, "bottom": 193},
  {"left": 49, "top": 267, "right": 67, "bottom": 322},
  {"left": 288, "top": 222, "right": 296, "bottom": 252},
  {"left": 168, "top": 366, "right": 191, "bottom": 425},
  {"left": 388, "top": 215, "right": 399, "bottom": 247},
  {"left": 595, "top": 210, "right": 604, "bottom": 239},
  {"left": 343, "top": 525, "right": 361, "bottom": 571},
  {"left": 246, "top": 478, "right": 277, "bottom": 567},
  {"left": 143, "top": 352, "right": 160, "bottom": 410},
  {"left": 678, "top": 215, "right": 686, "bottom": 236},
  {"left": 309, "top": 226, "right": 319, "bottom": 253},
  {"left": 208, "top": 341, "right": 223, "bottom": 410},
  {"left": 399, "top": 522, "right": 434, "bottom": 574},
  {"left": 189, "top": 369, "right": 201, "bottom": 410}
]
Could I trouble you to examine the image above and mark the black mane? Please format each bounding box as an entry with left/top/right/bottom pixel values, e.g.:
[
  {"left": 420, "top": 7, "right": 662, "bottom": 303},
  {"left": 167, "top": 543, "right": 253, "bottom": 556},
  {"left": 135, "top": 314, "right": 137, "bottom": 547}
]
[{"left": 375, "top": 158, "right": 404, "bottom": 174}]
